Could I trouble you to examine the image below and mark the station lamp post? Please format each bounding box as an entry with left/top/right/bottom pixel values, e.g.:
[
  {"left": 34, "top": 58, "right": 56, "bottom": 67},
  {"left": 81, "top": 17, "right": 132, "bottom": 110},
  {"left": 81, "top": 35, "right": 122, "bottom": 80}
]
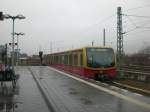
[
  {"left": 14, "top": 32, "right": 25, "bottom": 65},
  {"left": 4, "top": 14, "right": 25, "bottom": 72}
]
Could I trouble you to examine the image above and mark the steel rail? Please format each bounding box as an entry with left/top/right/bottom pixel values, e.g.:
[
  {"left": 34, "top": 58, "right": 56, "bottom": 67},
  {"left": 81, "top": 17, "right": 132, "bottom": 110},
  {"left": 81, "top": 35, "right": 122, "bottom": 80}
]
[
  {"left": 123, "top": 68, "right": 150, "bottom": 73},
  {"left": 119, "top": 70, "right": 150, "bottom": 76}
]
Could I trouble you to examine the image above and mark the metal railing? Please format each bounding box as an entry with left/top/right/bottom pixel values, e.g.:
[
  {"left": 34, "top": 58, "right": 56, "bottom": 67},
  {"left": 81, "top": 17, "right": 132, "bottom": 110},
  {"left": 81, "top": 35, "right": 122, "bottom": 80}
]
[{"left": 117, "top": 70, "right": 150, "bottom": 83}]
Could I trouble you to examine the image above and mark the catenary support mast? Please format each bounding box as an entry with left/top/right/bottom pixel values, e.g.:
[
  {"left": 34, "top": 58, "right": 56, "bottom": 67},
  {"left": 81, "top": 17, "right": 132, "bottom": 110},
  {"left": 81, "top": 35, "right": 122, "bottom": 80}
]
[{"left": 117, "top": 7, "right": 124, "bottom": 63}]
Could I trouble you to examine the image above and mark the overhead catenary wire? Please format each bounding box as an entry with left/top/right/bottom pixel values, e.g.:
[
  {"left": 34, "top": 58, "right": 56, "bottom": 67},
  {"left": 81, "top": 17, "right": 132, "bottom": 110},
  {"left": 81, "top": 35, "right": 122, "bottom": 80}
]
[
  {"left": 89, "top": 14, "right": 116, "bottom": 27},
  {"left": 124, "top": 27, "right": 140, "bottom": 35},
  {"left": 71, "top": 5, "right": 150, "bottom": 48},
  {"left": 88, "top": 3, "right": 150, "bottom": 28},
  {"left": 139, "top": 27, "right": 150, "bottom": 29},
  {"left": 78, "top": 4, "right": 150, "bottom": 35},
  {"left": 125, "top": 4, "right": 150, "bottom": 12},
  {"left": 123, "top": 25, "right": 150, "bottom": 35},
  {"left": 137, "top": 21, "right": 150, "bottom": 29},
  {"left": 123, "top": 24, "right": 150, "bottom": 35},
  {"left": 78, "top": 14, "right": 116, "bottom": 33},
  {"left": 124, "top": 29, "right": 150, "bottom": 36},
  {"left": 80, "top": 5, "right": 150, "bottom": 35},
  {"left": 123, "top": 3, "right": 150, "bottom": 34},
  {"left": 125, "top": 16, "right": 138, "bottom": 28},
  {"left": 122, "top": 11, "right": 150, "bottom": 35},
  {"left": 130, "top": 20, "right": 150, "bottom": 26},
  {"left": 124, "top": 16, "right": 149, "bottom": 28},
  {"left": 123, "top": 14, "right": 150, "bottom": 19}
]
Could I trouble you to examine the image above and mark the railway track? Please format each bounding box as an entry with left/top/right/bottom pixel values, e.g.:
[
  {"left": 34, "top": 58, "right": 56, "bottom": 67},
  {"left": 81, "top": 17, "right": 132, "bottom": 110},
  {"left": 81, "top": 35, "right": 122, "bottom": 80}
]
[
  {"left": 118, "top": 64, "right": 150, "bottom": 83},
  {"left": 121, "top": 64, "right": 150, "bottom": 72},
  {"left": 123, "top": 70, "right": 150, "bottom": 75},
  {"left": 93, "top": 78, "right": 150, "bottom": 96},
  {"left": 112, "top": 81, "right": 150, "bottom": 96},
  {"left": 118, "top": 69, "right": 150, "bottom": 83}
]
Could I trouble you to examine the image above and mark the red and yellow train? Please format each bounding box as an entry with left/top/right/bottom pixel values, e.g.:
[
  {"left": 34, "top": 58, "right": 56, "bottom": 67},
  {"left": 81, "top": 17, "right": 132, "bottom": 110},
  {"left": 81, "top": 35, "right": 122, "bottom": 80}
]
[{"left": 43, "top": 46, "right": 117, "bottom": 80}]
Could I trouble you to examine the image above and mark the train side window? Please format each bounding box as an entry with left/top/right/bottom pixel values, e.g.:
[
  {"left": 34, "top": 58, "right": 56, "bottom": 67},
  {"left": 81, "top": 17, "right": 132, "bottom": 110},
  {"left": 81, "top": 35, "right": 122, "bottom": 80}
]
[
  {"left": 49, "top": 55, "right": 51, "bottom": 63},
  {"left": 56, "top": 56, "right": 57, "bottom": 63},
  {"left": 54, "top": 56, "right": 57, "bottom": 63},
  {"left": 50, "top": 55, "right": 52, "bottom": 63},
  {"left": 59, "top": 55, "right": 61, "bottom": 64},
  {"left": 60, "top": 55, "right": 62, "bottom": 64},
  {"left": 54, "top": 56, "right": 56, "bottom": 63},
  {"left": 53, "top": 56, "right": 54, "bottom": 62},
  {"left": 52, "top": 55, "right": 54, "bottom": 62},
  {"left": 62, "top": 55, "right": 65, "bottom": 64},
  {"left": 80, "top": 53, "right": 83, "bottom": 66},
  {"left": 73, "top": 54, "right": 78, "bottom": 66},
  {"left": 58, "top": 55, "right": 60, "bottom": 64},
  {"left": 58, "top": 55, "right": 59, "bottom": 64},
  {"left": 69, "top": 54, "right": 72, "bottom": 65},
  {"left": 51, "top": 55, "right": 53, "bottom": 63},
  {"left": 64, "top": 54, "right": 68, "bottom": 65},
  {"left": 53, "top": 56, "right": 54, "bottom": 63},
  {"left": 53, "top": 55, "right": 55, "bottom": 63},
  {"left": 67, "top": 55, "right": 69, "bottom": 65}
]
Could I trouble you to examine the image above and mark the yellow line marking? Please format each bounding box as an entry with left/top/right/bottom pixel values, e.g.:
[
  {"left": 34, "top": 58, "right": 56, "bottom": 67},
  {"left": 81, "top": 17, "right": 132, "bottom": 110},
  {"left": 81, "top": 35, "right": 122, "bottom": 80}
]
[{"left": 49, "top": 67, "right": 150, "bottom": 110}]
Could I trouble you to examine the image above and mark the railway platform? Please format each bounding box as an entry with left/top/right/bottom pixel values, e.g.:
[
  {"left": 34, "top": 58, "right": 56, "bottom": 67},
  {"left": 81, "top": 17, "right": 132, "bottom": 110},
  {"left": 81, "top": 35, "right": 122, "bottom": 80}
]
[{"left": 0, "top": 66, "right": 150, "bottom": 112}]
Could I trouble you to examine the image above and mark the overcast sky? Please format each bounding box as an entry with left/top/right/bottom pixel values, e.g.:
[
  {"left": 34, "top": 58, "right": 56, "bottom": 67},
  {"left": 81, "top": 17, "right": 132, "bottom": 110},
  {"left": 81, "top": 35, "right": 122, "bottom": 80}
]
[{"left": 0, "top": 0, "right": 150, "bottom": 55}]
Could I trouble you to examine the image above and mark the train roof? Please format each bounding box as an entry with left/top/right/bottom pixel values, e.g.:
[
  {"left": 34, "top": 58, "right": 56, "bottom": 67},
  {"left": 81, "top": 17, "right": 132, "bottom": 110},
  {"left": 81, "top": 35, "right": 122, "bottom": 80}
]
[{"left": 46, "top": 46, "right": 114, "bottom": 55}]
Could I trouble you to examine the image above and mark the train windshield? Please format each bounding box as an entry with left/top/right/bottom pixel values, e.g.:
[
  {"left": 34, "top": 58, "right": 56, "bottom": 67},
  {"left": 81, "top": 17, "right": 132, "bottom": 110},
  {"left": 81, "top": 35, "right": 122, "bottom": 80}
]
[{"left": 86, "top": 48, "right": 115, "bottom": 68}]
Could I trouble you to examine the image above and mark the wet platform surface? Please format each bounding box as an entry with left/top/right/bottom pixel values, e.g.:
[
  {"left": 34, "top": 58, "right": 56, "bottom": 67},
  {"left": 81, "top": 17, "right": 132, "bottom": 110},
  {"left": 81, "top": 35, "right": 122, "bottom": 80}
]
[
  {"left": 0, "top": 66, "right": 150, "bottom": 112},
  {"left": 0, "top": 66, "right": 49, "bottom": 112}
]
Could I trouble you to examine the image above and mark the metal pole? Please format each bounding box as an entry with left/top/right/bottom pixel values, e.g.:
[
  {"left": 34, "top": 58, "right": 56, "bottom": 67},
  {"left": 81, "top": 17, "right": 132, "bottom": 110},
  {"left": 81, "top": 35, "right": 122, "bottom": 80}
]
[
  {"left": 117, "top": 7, "right": 124, "bottom": 77},
  {"left": 50, "top": 41, "right": 52, "bottom": 53},
  {"left": 92, "top": 41, "right": 94, "bottom": 46},
  {"left": 5, "top": 44, "right": 7, "bottom": 65},
  {"left": 17, "top": 35, "right": 19, "bottom": 53},
  {"left": 103, "top": 28, "right": 106, "bottom": 46},
  {"left": 17, "top": 35, "right": 19, "bottom": 65},
  {"left": 117, "top": 7, "right": 123, "bottom": 63},
  {"left": 3, "top": 14, "right": 25, "bottom": 71},
  {"left": 12, "top": 18, "right": 15, "bottom": 71}
]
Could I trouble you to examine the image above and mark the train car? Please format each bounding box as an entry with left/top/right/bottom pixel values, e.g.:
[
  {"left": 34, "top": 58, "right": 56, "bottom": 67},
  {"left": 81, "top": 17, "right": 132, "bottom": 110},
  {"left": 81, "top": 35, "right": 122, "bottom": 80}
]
[{"left": 44, "top": 46, "right": 117, "bottom": 80}]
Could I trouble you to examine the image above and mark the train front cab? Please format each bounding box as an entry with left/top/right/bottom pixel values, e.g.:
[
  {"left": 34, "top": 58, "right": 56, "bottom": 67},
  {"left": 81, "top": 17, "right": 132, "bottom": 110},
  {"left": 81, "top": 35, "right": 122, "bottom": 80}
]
[{"left": 83, "top": 47, "right": 117, "bottom": 80}]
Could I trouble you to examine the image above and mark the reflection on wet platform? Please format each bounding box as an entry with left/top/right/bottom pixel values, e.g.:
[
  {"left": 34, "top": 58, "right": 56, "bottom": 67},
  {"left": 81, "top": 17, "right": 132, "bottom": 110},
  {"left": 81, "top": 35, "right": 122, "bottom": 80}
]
[{"left": 0, "top": 84, "right": 19, "bottom": 112}]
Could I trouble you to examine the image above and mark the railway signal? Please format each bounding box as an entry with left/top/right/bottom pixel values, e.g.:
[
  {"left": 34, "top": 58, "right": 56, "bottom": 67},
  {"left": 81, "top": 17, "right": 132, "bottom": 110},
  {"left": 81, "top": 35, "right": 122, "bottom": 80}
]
[
  {"left": 9, "top": 43, "right": 17, "bottom": 46},
  {"left": 0, "top": 12, "right": 4, "bottom": 20},
  {"left": 39, "top": 51, "right": 43, "bottom": 65}
]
